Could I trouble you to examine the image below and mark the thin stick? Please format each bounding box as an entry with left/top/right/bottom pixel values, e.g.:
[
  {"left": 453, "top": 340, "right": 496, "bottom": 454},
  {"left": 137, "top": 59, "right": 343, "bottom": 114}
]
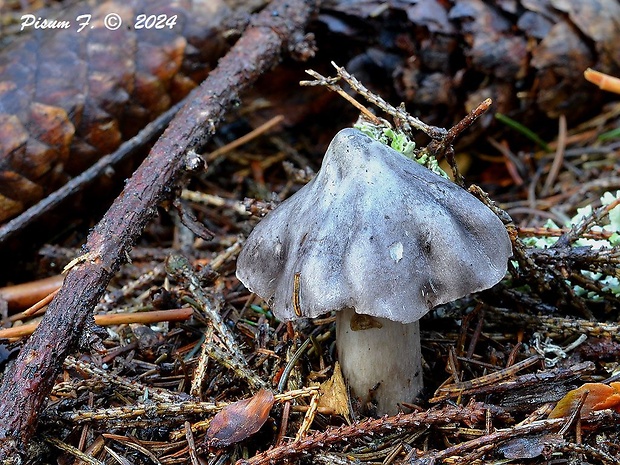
[
  {"left": 190, "top": 332, "right": 212, "bottom": 398},
  {"left": 10, "top": 288, "right": 59, "bottom": 321},
  {"left": 165, "top": 254, "right": 246, "bottom": 364},
  {"left": 237, "top": 404, "right": 486, "bottom": 465},
  {"left": 425, "top": 417, "right": 567, "bottom": 463},
  {"left": 431, "top": 355, "right": 542, "bottom": 401},
  {"left": 443, "top": 98, "right": 492, "bottom": 146},
  {"left": 0, "top": 275, "right": 64, "bottom": 311},
  {"left": 517, "top": 226, "right": 614, "bottom": 240},
  {"left": 585, "top": 68, "right": 620, "bottom": 95},
  {"left": 44, "top": 436, "right": 103, "bottom": 465},
  {"left": 0, "top": 308, "right": 194, "bottom": 339},
  {"left": 301, "top": 63, "right": 492, "bottom": 184},
  {"left": 553, "top": 197, "right": 620, "bottom": 248},
  {"left": 295, "top": 390, "right": 320, "bottom": 441},
  {"left": 541, "top": 114, "right": 567, "bottom": 197},
  {"left": 185, "top": 421, "right": 201, "bottom": 465},
  {"left": 59, "top": 387, "right": 319, "bottom": 425},
  {"left": 300, "top": 70, "right": 381, "bottom": 125},
  {"left": 331, "top": 62, "right": 447, "bottom": 139},
  {"left": 207, "top": 114, "right": 285, "bottom": 161},
  {"left": 61, "top": 356, "right": 180, "bottom": 403}
]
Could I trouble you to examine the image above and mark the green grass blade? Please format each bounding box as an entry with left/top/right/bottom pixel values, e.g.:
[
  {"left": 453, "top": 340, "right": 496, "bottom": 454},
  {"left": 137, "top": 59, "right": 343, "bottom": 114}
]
[{"left": 495, "top": 113, "right": 552, "bottom": 152}]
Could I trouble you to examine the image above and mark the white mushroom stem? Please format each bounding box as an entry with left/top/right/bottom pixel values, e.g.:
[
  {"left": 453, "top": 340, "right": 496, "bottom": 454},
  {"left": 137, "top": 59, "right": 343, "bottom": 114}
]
[{"left": 336, "top": 307, "right": 423, "bottom": 415}]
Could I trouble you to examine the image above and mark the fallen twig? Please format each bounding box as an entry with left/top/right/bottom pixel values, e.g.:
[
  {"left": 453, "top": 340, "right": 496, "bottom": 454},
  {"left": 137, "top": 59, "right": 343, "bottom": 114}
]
[
  {"left": 585, "top": 68, "right": 620, "bottom": 95},
  {"left": 59, "top": 355, "right": 182, "bottom": 403},
  {"left": 0, "top": 275, "right": 64, "bottom": 311},
  {"left": 554, "top": 197, "right": 620, "bottom": 248},
  {"left": 207, "top": 114, "right": 285, "bottom": 162},
  {"left": 431, "top": 355, "right": 543, "bottom": 402},
  {"left": 302, "top": 63, "right": 492, "bottom": 184},
  {"left": 51, "top": 387, "right": 318, "bottom": 426},
  {"left": 410, "top": 410, "right": 617, "bottom": 464},
  {"left": 236, "top": 403, "right": 486, "bottom": 465},
  {"left": 0, "top": 307, "right": 194, "bottom": 340},
  {"left": 5, "top": 288, "right": 59, "bottom": 323}
]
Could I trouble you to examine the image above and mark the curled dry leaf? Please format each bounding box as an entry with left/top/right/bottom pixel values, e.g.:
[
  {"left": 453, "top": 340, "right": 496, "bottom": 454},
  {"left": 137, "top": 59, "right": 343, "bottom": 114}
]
[
  {"left": 206, "top": 389, "right": 275, "bottom": 447},
  {"left": 549, "top": 382, "right": 620, "bottom": 419},
  {"left": 317, "top": 362, "right": 350, "bottom": 421}
]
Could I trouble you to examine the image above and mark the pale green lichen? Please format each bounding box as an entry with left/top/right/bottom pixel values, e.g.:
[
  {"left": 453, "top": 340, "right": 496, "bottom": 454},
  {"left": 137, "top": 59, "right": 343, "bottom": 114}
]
[
  {"left": 355, "top": 120, "right": 449, "bottom": 179},
  {"left": 522, "top": 190, "right": 620, "bottom": 298}
]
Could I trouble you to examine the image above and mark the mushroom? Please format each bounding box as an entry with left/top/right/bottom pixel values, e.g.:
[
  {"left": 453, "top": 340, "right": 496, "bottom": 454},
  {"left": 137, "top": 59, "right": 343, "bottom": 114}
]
[{"left": 236, "top": 128, "right": 512, "bottom": 414}]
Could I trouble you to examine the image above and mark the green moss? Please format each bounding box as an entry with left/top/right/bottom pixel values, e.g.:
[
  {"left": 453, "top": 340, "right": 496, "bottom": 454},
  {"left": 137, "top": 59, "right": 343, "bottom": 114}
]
[{"left": 355, "top": 120, "right": 449, "bottom": 179}]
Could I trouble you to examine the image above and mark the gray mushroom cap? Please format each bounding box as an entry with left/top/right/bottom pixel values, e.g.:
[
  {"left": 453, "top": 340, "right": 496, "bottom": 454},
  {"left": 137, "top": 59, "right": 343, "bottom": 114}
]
[{"left": 237, "top": 128, "right": 512, "bottom": 324}]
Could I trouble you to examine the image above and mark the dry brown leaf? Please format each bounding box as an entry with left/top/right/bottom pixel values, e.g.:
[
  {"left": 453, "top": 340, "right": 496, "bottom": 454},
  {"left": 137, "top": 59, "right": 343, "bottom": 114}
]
[
  {"left": 206, "top": 389, "right": 275, "bottom": 447},
  {"left": 549, "top": 382, "right": 620, "bottom": 418},
  {"left": 318, "top": 362, "right": 350, "bottom": 421}
]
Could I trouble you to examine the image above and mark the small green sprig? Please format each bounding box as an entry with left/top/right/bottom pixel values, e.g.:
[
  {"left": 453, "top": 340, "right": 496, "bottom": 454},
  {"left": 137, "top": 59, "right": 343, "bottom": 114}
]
[{"left": 355, "top": 120, "right": 449, "bottom": 179}]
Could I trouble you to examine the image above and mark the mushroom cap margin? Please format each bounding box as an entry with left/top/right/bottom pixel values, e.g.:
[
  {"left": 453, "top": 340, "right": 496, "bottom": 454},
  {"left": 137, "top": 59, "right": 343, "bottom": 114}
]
[{"left": 236, "top": 128, "right": 512, "bottom": 324}]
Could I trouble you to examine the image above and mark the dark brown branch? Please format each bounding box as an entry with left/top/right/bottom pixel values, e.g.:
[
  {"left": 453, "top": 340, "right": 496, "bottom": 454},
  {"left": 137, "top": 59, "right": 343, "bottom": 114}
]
[
  {"left": 443, "top": 98, "right": 493, "bottom": 147},
  {"left": 427, "top": 98, "right": 492, "bottom": 185},
  {"left": 553, "top": 198, "right": 620, "bottom": 248},
  {"left": 0, "top": 0, "right": 318, "bottom": 460}
]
